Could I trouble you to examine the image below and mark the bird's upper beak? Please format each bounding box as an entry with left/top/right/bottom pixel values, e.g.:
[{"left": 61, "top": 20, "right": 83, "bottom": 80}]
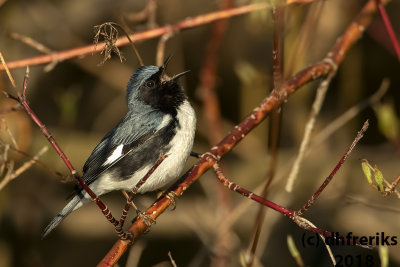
[{"left": 161, "top": 55, "right": 172, "bottom": 71}]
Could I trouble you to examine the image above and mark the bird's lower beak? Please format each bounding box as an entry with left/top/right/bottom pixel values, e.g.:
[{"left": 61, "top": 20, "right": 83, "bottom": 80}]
[{"left": 172, "top": 70, "right": 190, "bottom": 81}]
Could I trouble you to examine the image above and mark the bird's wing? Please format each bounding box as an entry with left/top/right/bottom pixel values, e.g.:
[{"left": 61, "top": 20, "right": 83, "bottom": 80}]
[{"left": 81, "top": 111, "right": 165, "bottom": 185}]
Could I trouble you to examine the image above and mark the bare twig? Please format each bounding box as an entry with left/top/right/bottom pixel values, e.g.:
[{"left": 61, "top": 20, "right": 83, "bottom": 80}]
[
  {"left": 376, "top": 0, "right": 400, "bottom": 62},
  {"left": 0, "top": 146, "right": 48, "bottom": 190},
  {"left": 296, "top": 120, "right": 369, "bottom": 216},
  {"left": 168, "top": 251, "right": 178, "bottom": 267},
  {"left": 387, "top": 173, "right": 400, "bottom": 195},
  {"left": 212, "top": 162, "right": 293, "bottom": 216},
  {"left": 156, "top": 32, "right": 174, "bottom": 66},
  {"left": 8, "top": 32, "right": 53, "bottom": 54},
  {"left": 1, "top": 118, "right": 19, "bottom": 149},
  {"left": 286, "top": 70, "right": 336, "bottom": 192},
  {"left": 344, "top": 195, "right": 400, "bottom": 212},
  {"left": 8, "top": 31, "right": 59, "bottom": 71},
  {"left": 311, "top": 78, "right": 389, "bottom": 149}
]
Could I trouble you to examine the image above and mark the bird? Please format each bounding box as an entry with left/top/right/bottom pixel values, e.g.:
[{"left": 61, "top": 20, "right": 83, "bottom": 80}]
[{"left": 42, "top": 57, "right": 196, "bottom": 238}]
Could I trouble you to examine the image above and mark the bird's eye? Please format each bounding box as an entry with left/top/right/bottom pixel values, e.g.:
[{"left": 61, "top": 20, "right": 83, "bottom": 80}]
[{"left": 145, "top": 80, "right": 156, "bottom": 88}]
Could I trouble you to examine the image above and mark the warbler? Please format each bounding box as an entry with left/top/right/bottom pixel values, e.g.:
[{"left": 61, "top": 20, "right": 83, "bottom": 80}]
[{"left": 42, "top": 57, "right": 196, "bottom": 237}]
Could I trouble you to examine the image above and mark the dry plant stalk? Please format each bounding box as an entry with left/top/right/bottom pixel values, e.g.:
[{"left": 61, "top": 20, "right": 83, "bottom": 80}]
[
  {"left": 0, "top": 146, "right": 48, "bottom": 191},
  {"left": 286, "top": 70, "right": 336, "bottom": 192}
]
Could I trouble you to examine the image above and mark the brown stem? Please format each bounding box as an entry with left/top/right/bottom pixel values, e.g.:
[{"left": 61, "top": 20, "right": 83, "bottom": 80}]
[{"left": 245, "top": 3, "right": 285, "bottom": 266}]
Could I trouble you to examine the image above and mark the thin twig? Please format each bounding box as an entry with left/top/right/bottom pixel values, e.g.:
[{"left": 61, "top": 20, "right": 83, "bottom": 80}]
[
  {"left": 286, "top": 70, "right": 336, "bottom": 192},
  {"left": 387, "top": 173, "right": 400, "bottom": 195},
  {"left": 8, "top": 32, "right": 53, "bottom": 54},
  {"left": 296, "top": 120, "right": 369, "bottom": 216},
  {"left": 168, "top": 251, "right": 178, "bottom": 267},
  {"left": 8, "top": 32, "right": 59, "bottom": 71},
  {"left": 0, "top": 53, "right": 17, "bottom": 88},
  {"left": 376, "top": 0, "right": 400, "bottom": 62},
  {"left": 156, "top": 32, "right": 174, "bottom": 66},
  {"left": 0, "top": 118, "right": 19, "bottom": 149},
  {"left": 212, "top": 162, "right": 294, "bottom": 216},
  {"left": 0, "top": 146, "right": 48, "bottom": 190},
  {"left": 311, "top": 78, "right": 389, "bottom": 149}
]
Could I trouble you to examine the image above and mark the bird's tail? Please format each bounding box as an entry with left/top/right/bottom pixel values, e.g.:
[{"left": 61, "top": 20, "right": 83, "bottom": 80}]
[{"left": 41, "top": 194, "right": 86, "bottom": 238}]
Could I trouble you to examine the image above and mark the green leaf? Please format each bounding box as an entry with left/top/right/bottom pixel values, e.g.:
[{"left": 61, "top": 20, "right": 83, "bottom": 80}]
[
  {"left": 373, "top": 166, "right": 385, "bottom": 192},
  {"left": 374, "top": 102, "right": 400, "bottom": 141},
  {"left": 361, "top": 160, "right": 373, "bottom": 185}
]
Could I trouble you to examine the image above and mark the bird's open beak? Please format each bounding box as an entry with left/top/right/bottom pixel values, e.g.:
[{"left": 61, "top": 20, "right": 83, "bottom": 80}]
[{"left": 159, "top": 55, "right": 190, "bottom": 82}]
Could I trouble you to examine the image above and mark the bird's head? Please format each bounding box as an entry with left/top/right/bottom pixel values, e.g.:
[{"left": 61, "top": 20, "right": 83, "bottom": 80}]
[{"left": 126, "top": 56, "right": 189, "bottom": 115}]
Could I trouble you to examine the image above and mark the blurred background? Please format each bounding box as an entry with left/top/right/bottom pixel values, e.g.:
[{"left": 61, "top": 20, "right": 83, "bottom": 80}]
[{"left": 0, "top": 0, "right": 400, "bottom": 266}]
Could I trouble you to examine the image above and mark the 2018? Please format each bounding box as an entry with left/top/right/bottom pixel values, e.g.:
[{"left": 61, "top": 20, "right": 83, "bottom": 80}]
[{"left": 335, "top": 254, "right": 375, "bottom": 267}]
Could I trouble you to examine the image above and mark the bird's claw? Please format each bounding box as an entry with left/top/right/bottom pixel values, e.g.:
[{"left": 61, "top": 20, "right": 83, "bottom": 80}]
[
  {"left": 165, "top": 191, "right": 179, "bottom": 210},
  {"left": 134, "top": 211, "right": 156, "bottom": 233},
  {"left": 117, "top": 229, "right": 134, "bottom": 242}
]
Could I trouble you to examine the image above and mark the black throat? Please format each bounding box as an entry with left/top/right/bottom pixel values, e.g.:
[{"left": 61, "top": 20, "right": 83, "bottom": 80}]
[{"left": 138, "top": 79, "right": 186, "bottom": 117}]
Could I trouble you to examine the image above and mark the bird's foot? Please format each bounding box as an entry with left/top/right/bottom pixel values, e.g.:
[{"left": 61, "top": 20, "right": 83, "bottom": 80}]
[
  {"left": 116, "top": 225, "right": 134, "bottom": 242},
  {"left": 165, "top": 191, "right": 179, "bottom": 210},
  {"left": 190, "top": 151, "right": 202, "bottom": 158},
  {"left": 134, "top": 211, "right": 156, "bottom": 233}
]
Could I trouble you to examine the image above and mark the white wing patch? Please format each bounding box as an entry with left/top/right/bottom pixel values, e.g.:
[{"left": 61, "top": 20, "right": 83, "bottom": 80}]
[{"left": 103, "top": 144, "right": 124, "bottom": 166}]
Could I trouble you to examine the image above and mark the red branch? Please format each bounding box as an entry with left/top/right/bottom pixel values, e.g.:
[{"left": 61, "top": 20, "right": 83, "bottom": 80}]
[
  {"left": 296, "top": 120, "right": 369, "bottom": 216},
  {"left": 375, "top": 0, "right": 400, "bottom": 62},
  {"left": 98, "top": 0, "right": 386, "bottom": 265},
  {"left": 213, "top": 162, "right": 293, "bottom": 217}
]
